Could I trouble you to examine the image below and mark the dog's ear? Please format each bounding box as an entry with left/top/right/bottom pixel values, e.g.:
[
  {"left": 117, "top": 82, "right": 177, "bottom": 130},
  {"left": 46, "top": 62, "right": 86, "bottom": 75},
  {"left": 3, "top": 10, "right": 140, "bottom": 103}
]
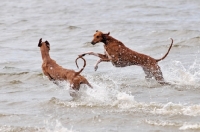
[
  {"left": 103, "top": 32, "right": 110, "bottom": 36},
  {"left": 38, "top": 38, "right": 42, "bottom": 47},
  {"left": 102, "top": 33, "right": 109, "bottom": 42},
  {"left": 45, "top": 41, "right": 50, "bottom": 50},
  {"left": 96, "top": 30, "right": 98, "bottom": 32}
]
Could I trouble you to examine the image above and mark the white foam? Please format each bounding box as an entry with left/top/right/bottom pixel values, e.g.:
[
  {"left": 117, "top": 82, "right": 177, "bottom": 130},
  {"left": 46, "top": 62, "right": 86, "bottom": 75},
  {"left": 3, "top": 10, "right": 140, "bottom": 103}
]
[
  {"left": 145, "top": 120, "right": 200, "bottom": 130},
  {"left": 164, "top": 60, "right": 200, "bottom": 87},
  {"left": 115, "top": 92, "right": 136, "bottom": 109},
  {"left": 45, "top": 120, "right": 79, "bottom": 132},
  {"left": 145, "top": 119, "right": 179, "bottom": 127},
  {"left": 151, "top": 102, "right": 200, "bottom": 116},
  {"left": 179, "top": 123, "right": 200, "bottom": 130}
]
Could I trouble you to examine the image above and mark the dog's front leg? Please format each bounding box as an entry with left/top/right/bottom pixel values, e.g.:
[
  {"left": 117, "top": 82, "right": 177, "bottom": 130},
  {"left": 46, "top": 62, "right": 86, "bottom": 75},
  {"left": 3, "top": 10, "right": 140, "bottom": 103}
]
[
  {"left": 94, "top": 58, "right": 112, "bottom": 71},
  {"left": 43, "top": 71, "right": 59, "bottom": 85},
  {"left": 79, "top": 52, "right": 107, "bottom": 58},
  {"left": 78, "top": 52, "right": 110, "bottom": 71}
]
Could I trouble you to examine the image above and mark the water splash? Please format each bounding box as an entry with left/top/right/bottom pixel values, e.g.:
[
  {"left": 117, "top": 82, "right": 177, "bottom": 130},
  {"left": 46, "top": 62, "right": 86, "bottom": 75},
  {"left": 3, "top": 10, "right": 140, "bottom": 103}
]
[
  {"left": 164, "top": 60, "right": 200, "bottom": 87},
  {"left": 44, "top": 120, "right": 79, "bottom": 132},
  {"left": 49, "top": 74, "right": 136, "bottom": 108}
]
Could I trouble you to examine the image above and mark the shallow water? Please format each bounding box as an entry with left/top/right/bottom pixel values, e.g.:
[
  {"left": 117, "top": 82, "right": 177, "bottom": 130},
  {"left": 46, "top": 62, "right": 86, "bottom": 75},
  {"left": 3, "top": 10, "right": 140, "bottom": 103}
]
[{"left": 0, "top": 0, "right": 200, "bottom": 132}]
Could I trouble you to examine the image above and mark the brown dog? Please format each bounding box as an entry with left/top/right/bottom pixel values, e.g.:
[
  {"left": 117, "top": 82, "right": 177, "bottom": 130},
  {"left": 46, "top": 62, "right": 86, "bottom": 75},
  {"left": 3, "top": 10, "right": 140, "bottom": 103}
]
[
  {"left": 38, "top": 38, "right": 92, "bottom": 90},
  {"left": 79, "top": 30, "right": 173, "bottom": 85}
]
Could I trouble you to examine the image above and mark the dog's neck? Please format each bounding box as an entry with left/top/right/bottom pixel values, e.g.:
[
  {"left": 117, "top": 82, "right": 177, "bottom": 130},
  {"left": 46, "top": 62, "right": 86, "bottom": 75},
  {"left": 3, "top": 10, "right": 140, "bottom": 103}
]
[
  {"left": 40, "top": 48, "right": 51, "bottom": 62},
  {"left": 102, "top": 35, "right": 113, "bottom": 45},
  {"left": 102, "top": 35, "right": 123, "bottom": 45}
]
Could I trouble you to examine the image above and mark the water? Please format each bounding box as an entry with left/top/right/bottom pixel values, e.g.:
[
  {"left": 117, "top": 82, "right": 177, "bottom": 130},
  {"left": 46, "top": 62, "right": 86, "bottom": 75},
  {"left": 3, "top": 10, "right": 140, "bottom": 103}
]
[{"left": 0, "top": 0, "right": 200, "bottom": 131}]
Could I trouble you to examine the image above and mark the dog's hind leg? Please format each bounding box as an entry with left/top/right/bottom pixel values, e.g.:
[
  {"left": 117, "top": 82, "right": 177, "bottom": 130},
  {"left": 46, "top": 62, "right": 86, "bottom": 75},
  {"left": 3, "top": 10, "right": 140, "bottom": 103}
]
[
  {"left": 142, "top": 67, "right": 153, "bottom": 81},
  {"left": 151, "top": 65, "right": 169, "bottom": 85}
]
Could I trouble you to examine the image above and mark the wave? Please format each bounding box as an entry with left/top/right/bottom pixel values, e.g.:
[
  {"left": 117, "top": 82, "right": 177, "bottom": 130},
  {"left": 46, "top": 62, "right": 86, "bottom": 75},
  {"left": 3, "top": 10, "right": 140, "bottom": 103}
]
[
  {"left": 148, "top": 29, "right": 200, "bottom": 37},
  {"left": 0, "top": 66, "right": 42, "bottom": 77},
  {"left": 67, "top": 26, "right": 80, "bottom": 30},
  {"left": 9, "top": 80, "right": 23, "bottom": 84},
  {"left": 179, "top": 123, "right": 200, "bottom": 130},
  {"left": 146, "top": 30, "right": 200, "bottom": 50},
  {"left": 0, "top": 113, "right": 10, "bottom": 117},
  {"left": 0, "top": 72, "right": 29, "bottom": 76},
  {"left": 49, "top": 84, "right": 200, "bottom": 117},
  {"left": 175, "top": 36, "right": 200, "bottom": 47},
  {"left": 145, "top": 120, "right": 200, "bottom": 130},
  {"left": 0, "top": 125, "right": 78, "bottom": 132},
  {"left": 50, "top": 96, "right": 200, "bottom": 116},
  {"left": 145, "top": 119, "right": 180, "bottom": 127},
  {"left": 0, "top": 71, "right": 42, "bottom": 81},
  {"left": 0, "top": 118, "right": 77, "bottom": 132},
  {"left": 145, "top": 36, "right": 200, "bottom": 52},
  {"left": 0, "top": 126, "right": 43, "bottom": 132},
  {"left": 0, "top": 68, "right": 43, "bottom": 85}
]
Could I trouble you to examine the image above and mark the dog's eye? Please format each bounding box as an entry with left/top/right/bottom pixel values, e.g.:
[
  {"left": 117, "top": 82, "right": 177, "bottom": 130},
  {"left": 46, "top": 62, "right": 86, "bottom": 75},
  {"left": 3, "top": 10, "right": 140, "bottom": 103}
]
[{"left": 97, "top": 36, "right": 99, "bottom": 38}]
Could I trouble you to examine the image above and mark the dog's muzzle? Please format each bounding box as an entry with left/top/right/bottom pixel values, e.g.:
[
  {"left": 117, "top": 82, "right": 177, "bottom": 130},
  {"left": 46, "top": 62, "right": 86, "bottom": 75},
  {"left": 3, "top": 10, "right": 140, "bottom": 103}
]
[{"left": 91, "top": 41, "right": 95, "bottom": 45}]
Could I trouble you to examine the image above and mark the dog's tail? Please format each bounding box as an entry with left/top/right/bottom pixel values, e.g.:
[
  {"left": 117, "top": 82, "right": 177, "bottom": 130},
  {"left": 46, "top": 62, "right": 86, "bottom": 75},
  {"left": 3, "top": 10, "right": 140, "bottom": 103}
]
[
  {"left": 156, "top": 38, "right": 173, "bottom": 62},
  {"left": 75, "top": 56, "right": 86, "bottom": 76}
]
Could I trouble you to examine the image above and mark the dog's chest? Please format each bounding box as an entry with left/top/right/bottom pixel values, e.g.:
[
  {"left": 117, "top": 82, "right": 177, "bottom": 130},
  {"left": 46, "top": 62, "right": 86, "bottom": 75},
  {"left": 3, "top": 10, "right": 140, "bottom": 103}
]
[
  {"left": 104, "top": 45, "right": 119, "bottom": 59},
  {"left": 105, "top": 49, "right": 113, "bottom": 59}
]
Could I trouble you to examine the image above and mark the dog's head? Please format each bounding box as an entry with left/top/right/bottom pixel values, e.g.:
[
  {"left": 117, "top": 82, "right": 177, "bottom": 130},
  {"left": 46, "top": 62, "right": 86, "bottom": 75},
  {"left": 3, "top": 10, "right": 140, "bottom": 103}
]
[
  {"left": 38, "top": 38, "right": 50, "bottom": 51},
  {"left": 91, "top": 30, "right": 110, "bottom": 45}
]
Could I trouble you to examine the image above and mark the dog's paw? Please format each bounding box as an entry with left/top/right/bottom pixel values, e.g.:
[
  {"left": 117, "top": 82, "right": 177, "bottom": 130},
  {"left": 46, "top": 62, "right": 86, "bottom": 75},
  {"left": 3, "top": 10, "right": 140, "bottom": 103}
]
[{"left": 94, "top": 65, "right": 98, "bottom": 71}]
